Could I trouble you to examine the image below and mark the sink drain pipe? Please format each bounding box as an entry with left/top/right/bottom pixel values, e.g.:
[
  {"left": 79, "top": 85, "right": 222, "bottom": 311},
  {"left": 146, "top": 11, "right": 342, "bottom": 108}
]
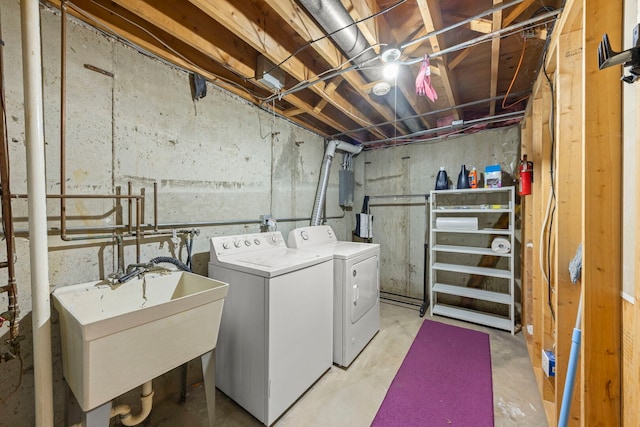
[
  {"left": 68, "top": 381, "right": 154, "bottom": 427},
  {"left": 111, "top": 381, "right": 155, "bottom": 426},
  {"left": 310, "top": 140, "right": 362, "bottom": 226}
]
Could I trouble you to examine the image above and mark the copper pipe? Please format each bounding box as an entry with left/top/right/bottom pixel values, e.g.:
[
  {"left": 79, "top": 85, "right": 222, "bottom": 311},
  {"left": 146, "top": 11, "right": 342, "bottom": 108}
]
[
  {"left": 153, "top": 182, "right": 158, "bottom": 232},
  {"left": 128, "top": 181, "right": 133, "bottom": 235},
  {"left": 140, "top": 187, "right": 145, "bottom": 225},
  {"left": 116, "top": 234, "right": 124, "bottom": 274},
  {"left": 12, "top": 193, "right": 143, "bottom": 199},
  {"left": 135, "top": 196, "right": 141, "bottom": 263},
  {"left": 7, "top": 283, "right": 18, "bottom": 339},
  {"left": 0, "top": 17, "right": 19, "bottom": 343},
  {"left": 60, "top": 0, "right": 67, "bottom": 238}
]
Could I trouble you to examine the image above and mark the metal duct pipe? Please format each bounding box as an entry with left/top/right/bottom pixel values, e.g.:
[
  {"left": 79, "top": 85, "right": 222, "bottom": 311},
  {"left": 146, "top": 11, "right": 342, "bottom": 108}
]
[
  {"left": 299, "top": 0, "right": 423, "bottom": 133},
  {"left": 20, "top": 0, "right": 54, "bottom": 425},
  {"left": 311, "top": 140, "right": 362, "bottom": 226}
]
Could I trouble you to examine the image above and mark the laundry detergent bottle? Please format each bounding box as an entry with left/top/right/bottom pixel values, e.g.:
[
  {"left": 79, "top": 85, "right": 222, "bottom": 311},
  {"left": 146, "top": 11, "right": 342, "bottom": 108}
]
[
  {"left": 469, "top": 167, "right": 478, "bottom": 189},
  {"left": 435, "top": 166, "right": 448, "bottom": 190},
  {"left": 456, "top": 165, "right": 470, "bottom": 189}
]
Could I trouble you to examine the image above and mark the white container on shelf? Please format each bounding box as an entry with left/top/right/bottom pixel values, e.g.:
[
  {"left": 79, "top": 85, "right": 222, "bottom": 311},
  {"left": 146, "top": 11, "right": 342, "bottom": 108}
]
[{"left": 435, "top": 216, "right": 478, "bottom": 230}]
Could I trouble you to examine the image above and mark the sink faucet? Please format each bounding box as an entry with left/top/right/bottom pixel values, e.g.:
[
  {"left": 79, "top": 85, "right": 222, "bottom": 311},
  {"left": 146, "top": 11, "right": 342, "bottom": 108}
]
[
  {"left": 111, "top": 257, "right": 188, "bottom": 285},
  {"left": 116, "top": 267, "right": 145, "bottom": 284}
]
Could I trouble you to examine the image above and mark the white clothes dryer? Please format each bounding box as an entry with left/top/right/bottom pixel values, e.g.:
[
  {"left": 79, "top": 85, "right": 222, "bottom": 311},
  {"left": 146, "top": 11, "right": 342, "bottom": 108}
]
[
  {"left": 288, "top": 225, "right": 380, "bottom": 368},
  {"left": 208, "top": 231, "right": 333, "bottom": 426}
]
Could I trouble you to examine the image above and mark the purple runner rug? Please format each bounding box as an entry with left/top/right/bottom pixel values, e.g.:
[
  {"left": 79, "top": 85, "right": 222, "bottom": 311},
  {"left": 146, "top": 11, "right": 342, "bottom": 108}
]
[{"left": 371, "top": 320, "right": 494, "bottom": 427}]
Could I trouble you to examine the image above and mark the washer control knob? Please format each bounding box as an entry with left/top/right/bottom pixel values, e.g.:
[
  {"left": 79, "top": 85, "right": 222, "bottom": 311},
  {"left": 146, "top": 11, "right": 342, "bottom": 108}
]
[
  {"left": 254, "top": 239, "right": 261, "bottom": 245},
  {"left": 234, "top": 240, "right": 241, "bottom": 248},
  {"left": 244, "top": 240, "right": 251, "bottom": 246},
  {"left": 301, "top": 230, "right": 309, "bottom": 240},
  {"left": 222, "top": 242, "right": 230, "bottom": 250}
]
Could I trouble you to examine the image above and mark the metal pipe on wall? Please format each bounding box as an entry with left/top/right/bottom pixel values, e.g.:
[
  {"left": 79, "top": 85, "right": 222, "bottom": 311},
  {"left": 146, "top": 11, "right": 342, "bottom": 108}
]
[
  {"left": 60, "top": 0, "right": 67, "bottom": 239},
  {"left": 311, "top": 140, "right": 362, "bottom": 226},
  {"left": 263, "top": 8, "right": 561, "bottom": 107},
  {"left": 295, "top": 0, "right": 423, "bottom": 133},
  {"left": 12, "top": 192, "right": 146, "bottom": 241},
  {"left": 0, "top": 12, "right": 20, "bottom": 352},
  {"left": 57, "top": 2, "right": 148, "bottom": 244},
  {"left": 20, "top": 0, "right": 54, "bottom": 424}
]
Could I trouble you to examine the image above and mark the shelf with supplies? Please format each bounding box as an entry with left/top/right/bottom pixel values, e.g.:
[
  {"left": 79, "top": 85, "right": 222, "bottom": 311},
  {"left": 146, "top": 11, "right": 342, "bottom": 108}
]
[{"left": 429, "top": 186, "right": 518, "bottom": 334}]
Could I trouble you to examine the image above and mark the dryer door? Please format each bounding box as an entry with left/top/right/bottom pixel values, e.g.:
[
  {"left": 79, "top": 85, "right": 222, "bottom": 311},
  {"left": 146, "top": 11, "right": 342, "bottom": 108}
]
[{"left": 350, "top": 255, "right": 379, "bottom": 323}]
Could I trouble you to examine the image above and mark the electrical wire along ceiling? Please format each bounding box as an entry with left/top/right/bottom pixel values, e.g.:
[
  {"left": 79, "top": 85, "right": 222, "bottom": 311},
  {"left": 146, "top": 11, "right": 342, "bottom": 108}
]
[{"left": 47, "top": 0, "right": 564, "bottom": 148}]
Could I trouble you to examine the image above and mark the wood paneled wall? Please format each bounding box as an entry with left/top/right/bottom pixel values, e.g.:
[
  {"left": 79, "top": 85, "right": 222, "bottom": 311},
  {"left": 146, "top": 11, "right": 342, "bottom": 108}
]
[{"left": 520, "top": 0, "right": 626, "bottom": 425}]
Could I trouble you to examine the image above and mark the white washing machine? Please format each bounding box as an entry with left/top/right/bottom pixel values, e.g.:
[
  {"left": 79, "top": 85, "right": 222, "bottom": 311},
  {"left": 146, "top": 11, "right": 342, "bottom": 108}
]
[
  {"left": 288, "top": 225, "right": 380, "bottom": 368},
  {"left": 208, "top": 231, "right": 333, "bottom": 426}
]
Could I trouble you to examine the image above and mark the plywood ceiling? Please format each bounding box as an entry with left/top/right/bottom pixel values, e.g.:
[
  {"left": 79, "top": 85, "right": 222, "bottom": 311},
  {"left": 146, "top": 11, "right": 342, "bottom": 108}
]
[{"left": 45, "top": 0, "right": 564, "bottom": 147}]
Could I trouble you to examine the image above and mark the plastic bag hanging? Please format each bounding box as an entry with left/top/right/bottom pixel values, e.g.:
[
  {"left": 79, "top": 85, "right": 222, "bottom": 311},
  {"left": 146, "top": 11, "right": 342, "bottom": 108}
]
[{"left": 415, "top": 54, "right": 438, "bottom": 102}]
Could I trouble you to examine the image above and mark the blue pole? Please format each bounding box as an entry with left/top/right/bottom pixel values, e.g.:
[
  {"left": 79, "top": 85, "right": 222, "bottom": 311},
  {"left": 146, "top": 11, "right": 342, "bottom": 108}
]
[{"left": 558, "top": 295, "right": 583, "bottom": 427}]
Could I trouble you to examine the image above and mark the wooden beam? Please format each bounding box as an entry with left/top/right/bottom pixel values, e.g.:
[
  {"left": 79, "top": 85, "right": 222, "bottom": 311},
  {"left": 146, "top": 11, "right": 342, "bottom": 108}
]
[
  {"left": 536, "top": 81, "right": 556, "bottom": 412},
  {"left": 469, "top": 18, "right": 493, "bottom": 34},
  {"left": 284, "top": 107, "right": 304, "bottom": 117},
  {"left": 416, "top": 0, "right": 460, "bottom": 120},
  {"left": 340, "top": 0, "right": 378, "bottom": 48},
  {"left": 187, "top": 0, "right": 387, "bottom": 139},
  {"left": 448, "top": 49, "right": 472, "bottom": 70},
  {"left": 503, "top": 0, "right": 537, "bottom": 27},
  {"left": 582, "top": 0, "right": 622, "bottom": 425},
  {"left": 314, "top": 75, "right": 343, "bottom": 114},
  {"left": 489, "top": 0, "right": 503, "bottom": 116},
  {"left": 554, "top": 27, "right": 583, "bottom": 426},
  {"left": 264, "top": 0, "right": 404, "bottom": 134},
  {"left": 375, "top": 16, "right": 435, "bottom": 129},
  {"left": 450, "top": 0, "right": 536, "bottom": 71},
  {"left": 520, "top": 114, "right": 534, "bottom": 347}
]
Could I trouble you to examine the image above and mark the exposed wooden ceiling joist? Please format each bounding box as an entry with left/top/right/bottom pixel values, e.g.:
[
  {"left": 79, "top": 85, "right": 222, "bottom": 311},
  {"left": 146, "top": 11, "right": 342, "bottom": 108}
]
[
  {"left": 264, "top": 0, "right": 406, "bottom": 135},
  {"left": 44, "top": 0, "right": 563, "bottom": 147},
  {"left": 341, "top": 0, "right": 379, "bottom": 48},
  {"left": 186, "top": 0, "right": 388, "bottom": 140},
  {"left": 449, "top": 0, "right": 537, "bottom": 71},
  {"left": 489, "top": 0, "right": 503, "bottom": 116},
  {"left": 416, "top": 0, "right": 460, "bottom": 121}
]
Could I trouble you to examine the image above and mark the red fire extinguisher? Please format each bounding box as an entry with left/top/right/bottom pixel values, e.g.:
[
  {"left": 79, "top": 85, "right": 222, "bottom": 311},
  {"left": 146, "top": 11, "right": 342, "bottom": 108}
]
[{"left": 519, "top": 154, "right": 533, "bottom": 196}]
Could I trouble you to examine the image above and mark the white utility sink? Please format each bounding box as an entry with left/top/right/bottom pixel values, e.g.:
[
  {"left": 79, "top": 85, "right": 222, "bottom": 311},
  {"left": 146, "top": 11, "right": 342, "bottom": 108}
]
[{"left": 52, "top": 271, "right": 229, "bottom": 411}]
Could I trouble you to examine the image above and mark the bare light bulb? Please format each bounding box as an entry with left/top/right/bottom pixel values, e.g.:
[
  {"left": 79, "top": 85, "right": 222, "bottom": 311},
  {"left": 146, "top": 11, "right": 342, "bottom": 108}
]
[{"left": 383, "top": 62, "right": 399, "bottom": 80}]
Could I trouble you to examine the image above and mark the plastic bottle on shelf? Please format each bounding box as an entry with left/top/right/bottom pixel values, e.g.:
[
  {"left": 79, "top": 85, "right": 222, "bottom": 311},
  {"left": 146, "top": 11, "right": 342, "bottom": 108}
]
[
  {"left": 469, "top": 167, "right": 478, "bottom": 189},
  {"left": 435, "top": 166, "right": 448, "bottom": 190},
  {"left": 456, "top": 165, "right": 470, "bottom": 189}
]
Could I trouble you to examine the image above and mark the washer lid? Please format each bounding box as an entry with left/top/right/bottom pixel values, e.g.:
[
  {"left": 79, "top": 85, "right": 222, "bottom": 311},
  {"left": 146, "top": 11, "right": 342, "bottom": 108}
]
[{"left": 212, "top": 247, "right": 332, "bottom": 278}]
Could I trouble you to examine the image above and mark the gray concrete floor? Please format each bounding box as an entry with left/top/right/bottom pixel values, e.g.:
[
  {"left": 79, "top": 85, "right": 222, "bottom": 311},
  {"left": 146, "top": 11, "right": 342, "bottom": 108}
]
[{"left": 140, "top": 302, "right": 547, "bottom": 427}]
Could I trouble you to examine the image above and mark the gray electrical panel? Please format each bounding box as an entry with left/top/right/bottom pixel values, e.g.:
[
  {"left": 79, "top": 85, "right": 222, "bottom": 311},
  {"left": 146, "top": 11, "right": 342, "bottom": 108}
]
[{"left": 339, "top": 169, "right": 354, "bottom": 207}]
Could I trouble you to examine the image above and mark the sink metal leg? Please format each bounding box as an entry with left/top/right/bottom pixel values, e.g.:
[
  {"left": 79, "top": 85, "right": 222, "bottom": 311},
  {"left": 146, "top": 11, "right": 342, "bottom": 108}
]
[
  {"left": 65, "top": 383, "right": 112, "bottom": 427},
  {"left": 201, "top": 350, "right": 216, "bottom": 427}
]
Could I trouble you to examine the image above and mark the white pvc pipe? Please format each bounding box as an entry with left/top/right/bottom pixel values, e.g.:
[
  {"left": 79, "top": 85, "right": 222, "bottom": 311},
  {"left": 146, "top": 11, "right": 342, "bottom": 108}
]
[
  {"left": 111, "top": 381, "right": 154, "bottom": 426},
  {"left": 20, "top": 0, "right": 54, "bottom": 425}
]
